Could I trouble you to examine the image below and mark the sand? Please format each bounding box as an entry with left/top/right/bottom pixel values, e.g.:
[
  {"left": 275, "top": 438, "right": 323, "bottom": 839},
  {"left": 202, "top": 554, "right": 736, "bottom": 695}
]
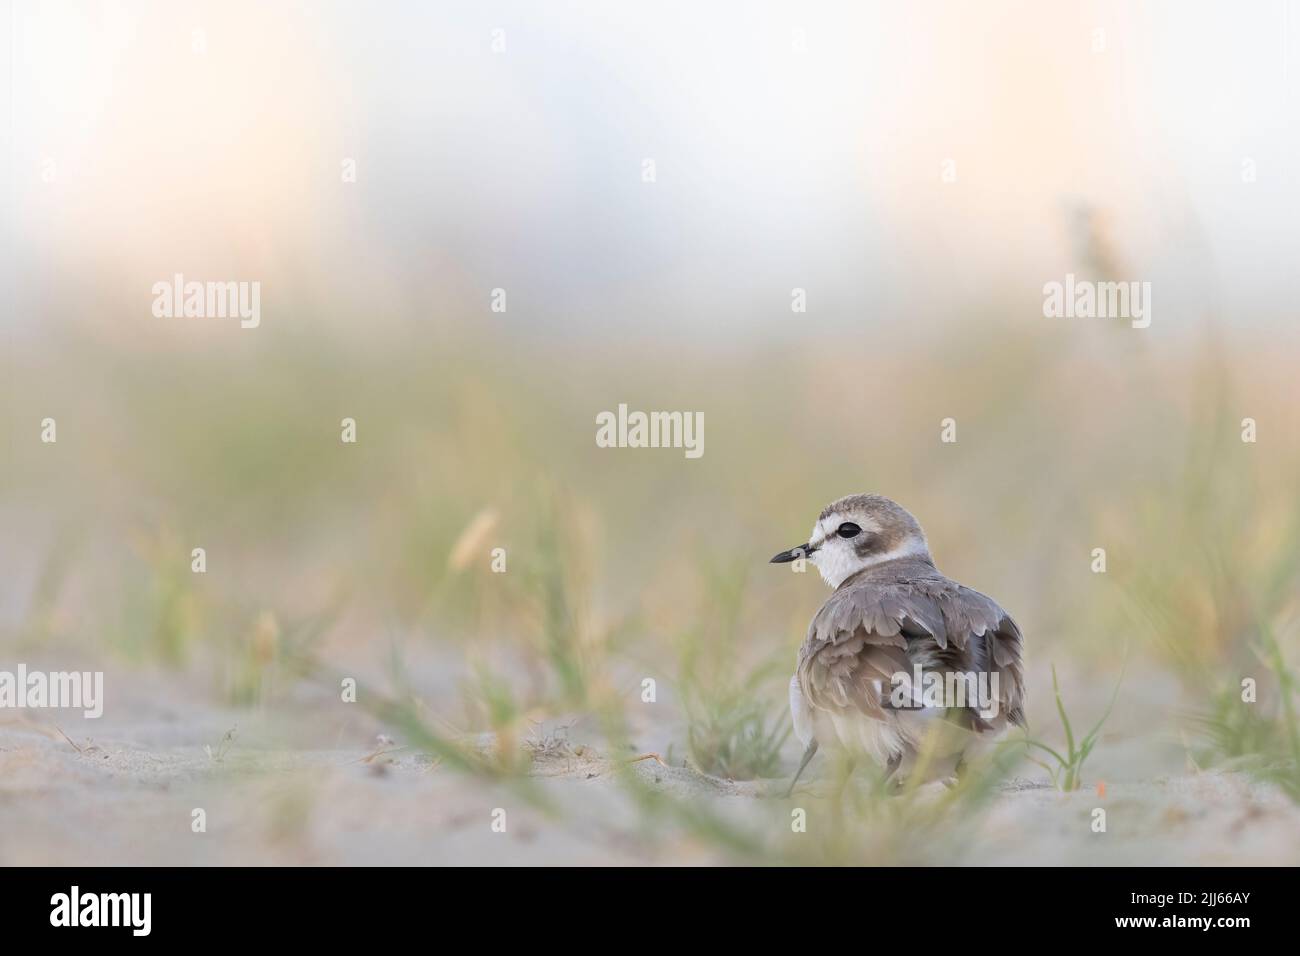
[{"left": 4, "top": 696, "right": 1298, "bottom": 866}]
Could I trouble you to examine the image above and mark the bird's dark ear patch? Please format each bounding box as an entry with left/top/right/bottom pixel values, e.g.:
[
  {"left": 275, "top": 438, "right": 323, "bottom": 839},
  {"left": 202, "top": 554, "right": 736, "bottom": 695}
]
[{"left": 854, "top": 531, "right": 886, "bottom": 556}]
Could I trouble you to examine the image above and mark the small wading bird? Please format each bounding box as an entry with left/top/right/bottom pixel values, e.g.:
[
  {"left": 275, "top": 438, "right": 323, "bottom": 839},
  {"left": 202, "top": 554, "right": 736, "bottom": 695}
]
[{"left": 770, "top": 494, "right": 1025, "bottom": 796}]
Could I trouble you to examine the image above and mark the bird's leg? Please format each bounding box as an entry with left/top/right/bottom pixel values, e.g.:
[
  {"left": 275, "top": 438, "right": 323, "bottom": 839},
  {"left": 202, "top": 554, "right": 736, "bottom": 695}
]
[
  {"left": 883, "top": 752, "right": 902, "bottom": 782},
  {"left": 784, "top": 739, "right": 819, "bottom": 798},
  {"left": 873, "top": 749, "right": 904, "bottom": 796}
]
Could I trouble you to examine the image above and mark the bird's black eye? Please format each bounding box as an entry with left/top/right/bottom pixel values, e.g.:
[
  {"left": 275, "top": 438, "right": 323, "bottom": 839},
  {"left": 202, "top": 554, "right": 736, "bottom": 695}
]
[{"left": 837, "top": 522, "right": 861, "bottom": 538}]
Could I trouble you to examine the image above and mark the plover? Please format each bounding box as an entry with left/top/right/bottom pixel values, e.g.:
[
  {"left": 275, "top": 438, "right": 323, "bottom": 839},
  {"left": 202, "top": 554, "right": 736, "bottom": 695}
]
[{"left": 770, "top": 494, "right": 1025, "bottom": 795}]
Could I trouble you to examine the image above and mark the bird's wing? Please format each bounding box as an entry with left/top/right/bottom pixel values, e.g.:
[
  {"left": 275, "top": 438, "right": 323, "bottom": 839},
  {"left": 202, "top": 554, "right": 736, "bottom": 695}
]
[
  {"left": 946, "top": 584, "right": 1027, "bottom": 729},
  {"left": 796, "top": 580, "right": 926, "bottom": 721},
  {"left": 797, "top": 574, "right": 1026, "bottom": 729}
]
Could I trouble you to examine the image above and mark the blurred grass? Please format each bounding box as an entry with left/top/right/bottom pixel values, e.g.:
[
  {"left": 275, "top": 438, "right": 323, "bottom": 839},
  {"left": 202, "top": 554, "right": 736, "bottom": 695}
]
[
  {"left": 4, "top": 301, "right": 1299, "bottom": 860},
  {"left": 672, "top": 557, "right": 791, "bottom": 779}
]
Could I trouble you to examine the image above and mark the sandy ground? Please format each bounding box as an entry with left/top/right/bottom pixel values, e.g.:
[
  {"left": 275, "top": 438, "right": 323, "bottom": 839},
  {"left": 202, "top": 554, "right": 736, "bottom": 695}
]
[{"left": 4, "top": 693, "right": 1299, "bottom": 866}]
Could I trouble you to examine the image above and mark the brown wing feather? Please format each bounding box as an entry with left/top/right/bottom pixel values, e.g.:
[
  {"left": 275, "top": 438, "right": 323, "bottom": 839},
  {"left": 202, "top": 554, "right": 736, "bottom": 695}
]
[
  {"left": 802, "top": 627, "right": 909, "bottom": 718},
  {"left": 798, "top": 564, "right": 1027, "bottom": 730}
]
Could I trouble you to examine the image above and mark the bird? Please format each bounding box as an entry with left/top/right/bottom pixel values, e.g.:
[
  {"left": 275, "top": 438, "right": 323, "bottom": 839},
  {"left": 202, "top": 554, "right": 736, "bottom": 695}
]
[{"left": 770, "top": 493, "right": 1025, "bottom": 796}]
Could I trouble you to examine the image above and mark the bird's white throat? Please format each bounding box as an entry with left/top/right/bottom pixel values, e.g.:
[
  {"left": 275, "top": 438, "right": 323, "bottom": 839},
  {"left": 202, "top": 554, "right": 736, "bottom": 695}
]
[{"left": 811, "top": 534, "right": 931, "bottom": 589}]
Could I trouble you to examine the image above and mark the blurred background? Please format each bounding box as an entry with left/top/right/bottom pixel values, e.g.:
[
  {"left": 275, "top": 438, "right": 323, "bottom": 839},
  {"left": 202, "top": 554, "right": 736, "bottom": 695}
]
[{"left": 2, "top": 0, "right": 1298, "bottom": 865}]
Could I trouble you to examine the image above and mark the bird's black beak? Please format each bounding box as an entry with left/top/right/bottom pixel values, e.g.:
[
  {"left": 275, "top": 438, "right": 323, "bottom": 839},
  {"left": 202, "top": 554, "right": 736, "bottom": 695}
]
[{"left": 770, "top": 543, "right": 815, "bottom": 564}]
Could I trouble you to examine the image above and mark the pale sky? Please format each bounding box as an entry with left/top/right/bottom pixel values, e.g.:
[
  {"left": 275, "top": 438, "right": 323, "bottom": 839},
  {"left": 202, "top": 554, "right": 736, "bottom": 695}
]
[{"left": 3, "top": 0, "right": 1297, "bottom": 342}]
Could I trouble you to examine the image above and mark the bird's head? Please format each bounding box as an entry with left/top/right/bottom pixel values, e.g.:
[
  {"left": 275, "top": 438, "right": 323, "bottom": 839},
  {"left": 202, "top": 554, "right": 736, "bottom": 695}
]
[{"left": 770, "top": 493, "right": 932, "bottom": 588}]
